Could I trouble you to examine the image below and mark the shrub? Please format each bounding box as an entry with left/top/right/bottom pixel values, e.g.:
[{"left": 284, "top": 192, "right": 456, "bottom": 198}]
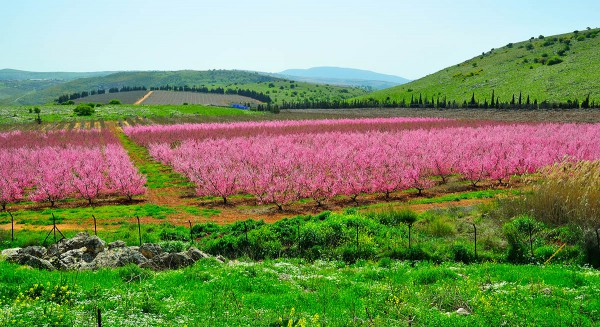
[
  {"left": 389, "top": 246, "right": 430, "bottom": 261},
  {"left": 191, "top": 222, "right": 221, "bottom": 238},
  {"left": 109, "top": 99, "right": 121, "bottom": 105},
  {"left": 503, "top": 216, "right": 545, "bottom": 263},
  {"left": 451, "top": 244, "right": 474, "bottom": 263},
  {"left": 158, "top": 240, "right": 187, "bottom": 253},
  {"left": 525, "top": 43, "right": 534, "bottom": 50},
  {"left": 159, "top": 229, "right": 188, "bottom": 241},
  {"left": 73, "top": 104, "right": 95, "bottom": 116},
  {"left": 247, "top": 226, "right": 282, "bottom": 260},
  {"left": 583, "top": 230, "right": 600, "bottom": 268},
  {"left": 546, "top": 56, "right": 563, "bottom": 65}
]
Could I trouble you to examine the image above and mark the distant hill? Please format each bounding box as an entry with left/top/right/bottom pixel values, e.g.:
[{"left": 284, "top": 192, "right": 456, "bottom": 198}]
[
  {"left": 10, "top": 70, "right": 368, "bottom": 105},
  {"left": 354, "top": 28, "right": 600, "bottom": 104},
  {"left": 0, "top": 69, "right": 114, "bottom": 81},
  {"left": 275, "top": 66, "right": 410, "bottom": 90},
  {"left": 0, "top": 69, "right": 116, "bottom": 105}
]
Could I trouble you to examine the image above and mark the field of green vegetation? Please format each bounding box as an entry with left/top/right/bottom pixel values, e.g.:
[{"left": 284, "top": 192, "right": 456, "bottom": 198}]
[
  {"left": 1, "top": 258, "right": 598, "bottom": 326},
  {"left": 0, "top": 104, "right": 261, "bottom": 126},
  {"left": 358, "top": 28, "right": 600, "bottom": 104}
]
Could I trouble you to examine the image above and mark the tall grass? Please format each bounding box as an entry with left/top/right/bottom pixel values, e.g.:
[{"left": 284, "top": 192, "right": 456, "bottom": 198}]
[{"left": 505, "top": 160, "right": 600, "bottom": 228}]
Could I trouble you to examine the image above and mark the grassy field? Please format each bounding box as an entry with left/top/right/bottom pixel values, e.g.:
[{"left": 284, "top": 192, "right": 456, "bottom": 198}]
[
  {"left": 0, "top": 104, "right": 261, "bottom": 126},
  {"left": 356, "top": 28, "right": 600, "bottom": 104},
  {"left": 0, "top": 258, "right": 598, "bottom": 326}
]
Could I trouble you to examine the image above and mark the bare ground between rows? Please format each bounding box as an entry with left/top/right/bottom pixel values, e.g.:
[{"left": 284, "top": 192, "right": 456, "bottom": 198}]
[{"left": 0, "top": 178, "right": 517, "bottom": 232}]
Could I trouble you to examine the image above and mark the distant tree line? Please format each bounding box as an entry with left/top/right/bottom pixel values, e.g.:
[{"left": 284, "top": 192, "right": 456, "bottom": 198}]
[
  {"left": 55, "top": 85, "right": 271, "bottom": 104},
  {"left": 259, "top": 91, "right": 599, "bottom": 110},
  {"left": 55, "top": 86, "right": 147, "bottom": 103}
]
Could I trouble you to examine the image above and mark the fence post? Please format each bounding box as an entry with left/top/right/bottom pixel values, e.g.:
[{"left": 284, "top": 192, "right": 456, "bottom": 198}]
[
  {"left": 8, "top": 211, "right": 14, "bottom": 242},
  {"left": 137, "top": 216, "right": 142, "bottom": 246},
  {"left": 97, "top": 308, "right": 102, "bottom": 327},
  {"left": 188, "top": 220, "right": 193, "bottom": 242},
  {"left": 472, "top": 223, "right": 477, "bottom": 259},
  {"left": 52, "top": 213, "right": 57, "bottom": 245},
  {"left": 92, "top": 215, "right": 97, "bottom": 236}
]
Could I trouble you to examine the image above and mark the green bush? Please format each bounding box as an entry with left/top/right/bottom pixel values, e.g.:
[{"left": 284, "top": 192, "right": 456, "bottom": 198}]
[
  {"left": 158, "top": 240, "right": 187, "bottom": 253},
  {"left": 109, "top": 99, "right": 121, "bottom": 105},
  {"left": 191, "top": 222, "right": 221, "bottom": 238},
  {"left": 546, "top": 56, "right": 563, "bottom": 66},
  {"left": 583, "top": 230, "right": 600, "bottom": 268},
  {"left": 451, "top": 244, "right": 474, "bottom": 263},
  {"left": 503, "top": 216, "right": 545, "bottom": 263},
  {"left": 73, "top": 104, "right": 94, "bottom": 116}
]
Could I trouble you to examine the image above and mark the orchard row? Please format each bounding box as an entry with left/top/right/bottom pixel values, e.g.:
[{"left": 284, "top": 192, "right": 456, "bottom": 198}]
[
  {"left": 0, "top": 130, "right": 145, "bottom": 209},
  {"left": 131, "top": 119, "right": 600, "bottom": 209}
]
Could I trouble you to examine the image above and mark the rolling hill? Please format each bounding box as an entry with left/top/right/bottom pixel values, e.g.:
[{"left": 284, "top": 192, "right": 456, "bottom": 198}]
[
  {"left": 356, "top": 28, "right": 600, "bottom": 104},
  {"left": 0, "top": 69, "right": 115, "bottom": 105},
  {"left": 276, "top": 66, "right": 410, "bottom": 90},
  {"left": 12, "top": 70, "right": 369, "bottom": 105}
]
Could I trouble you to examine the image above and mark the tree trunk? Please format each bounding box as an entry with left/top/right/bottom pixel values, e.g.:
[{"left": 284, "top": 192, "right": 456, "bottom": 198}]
[{"left": 222, "top": 196, "right": 227, "bottom": 205}]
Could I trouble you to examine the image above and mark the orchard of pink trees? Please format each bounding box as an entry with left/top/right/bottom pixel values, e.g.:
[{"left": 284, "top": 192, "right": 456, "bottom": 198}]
[
  {"left": 125, "top": 118, "right": 600, "bottom": 210},
  {"left": 0, "top": 129, "right": 146, "bottom": 209}
]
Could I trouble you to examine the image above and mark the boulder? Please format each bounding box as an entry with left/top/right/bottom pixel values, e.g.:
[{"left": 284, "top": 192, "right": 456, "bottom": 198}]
[
  {"left": 83, "top": 236, "right": 106, "bottom": 256},
  {"left": 13, "top": 253, "right": 55, "bottom": 270},
  {"left": 56, "top": 247, "right": 95, "bottom": 270},
  {"left": 90, "top": 247, "right": 147, "bottom": 269},
  {"left": 140, "top": 243, "right": 163, "bottom": 259},
  {"left": 58, "top": 232, "right": 90, "bottom": 252},
  {"left": 21, "top": 246, "right": 46, "bottom": 258},
  {"left": 108, "top": 240, "right": 126, "bottom": 250},
  {"left": 150, "top": 252, "right": 194, "bottom": 270},
  {"left": 215, "top": 255, "right": 227, "bottom": 263},
  {"left": 1, "top": 248, "right": 22, "bottom": 260},
  {"left": 456, "top": 308, "right": 471, "bottom": 316},
  {"left": 187, "top": 247, "right": 210, "bottom": 261}
]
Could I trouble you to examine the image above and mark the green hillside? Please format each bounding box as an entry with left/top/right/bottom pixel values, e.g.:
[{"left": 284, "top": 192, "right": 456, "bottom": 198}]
[
  {"left": 357, "top": 28, "right": 600, "bottom": 104},
  {"left": 14, "top": 70, "right": 368, "bottom": 105}
]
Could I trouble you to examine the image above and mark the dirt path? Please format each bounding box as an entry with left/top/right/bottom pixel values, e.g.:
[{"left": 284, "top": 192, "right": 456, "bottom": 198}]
[{"left": 134, "top": 91, "right": 153, "bottom": 105}]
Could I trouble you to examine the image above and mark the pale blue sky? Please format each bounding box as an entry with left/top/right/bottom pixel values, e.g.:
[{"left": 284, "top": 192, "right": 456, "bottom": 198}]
[{"left": 1, "top": 0, "right": 598, "bottom": 79}]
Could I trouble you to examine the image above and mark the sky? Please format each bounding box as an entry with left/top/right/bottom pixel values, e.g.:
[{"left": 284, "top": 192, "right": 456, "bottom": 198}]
[{"left": 1, "top": 0, "right": 599, "bottom": 80}]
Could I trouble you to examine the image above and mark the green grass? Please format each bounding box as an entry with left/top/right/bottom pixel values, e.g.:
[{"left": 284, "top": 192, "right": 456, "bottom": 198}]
[
  {"left": 356, "top": 28, "right": 600, "bottom": 104},
  {"left": 0, "top": 204, "right": 178, "bottom": 226},
  {"left": 116, "top": 130, "right": 192, "bottom": 189},
  {"left": 0, "top": 259, "right": 597, "bottom": 326},
  {"left": 0, "top": 104, "right": 261, "bottom": 125}
]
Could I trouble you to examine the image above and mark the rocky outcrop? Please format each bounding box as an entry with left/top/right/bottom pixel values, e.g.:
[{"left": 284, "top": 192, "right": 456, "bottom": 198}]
[
  {"left": 140, "top": 243, "right": 162, "bottom": 259},
  {"left": 1, "top": 232, "right": 218, "bottom": 271}
]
